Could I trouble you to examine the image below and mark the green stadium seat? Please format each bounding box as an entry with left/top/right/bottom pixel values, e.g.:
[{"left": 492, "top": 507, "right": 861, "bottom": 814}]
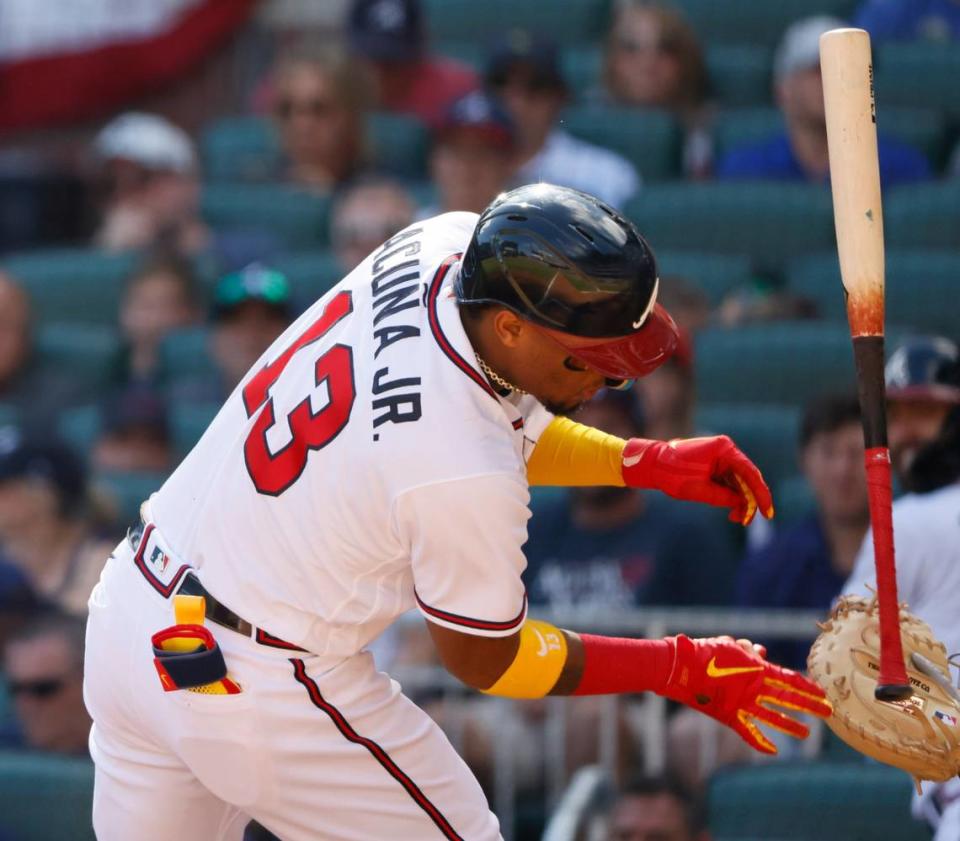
[
  {"left": 273, "top": 251, "right": 345, "bottom": 309},
  {"left": 787, "top": 250, "right": 960, "bottom": 336},
  {"left": 672, "top": 0, "right": 859, "bottom": 46},
  {"left": 714, "top": 107, "right": 946, "bottom": 170},
  {"left": 0, "top": 751, "right": 95, "bottom": 841},
  {"left": 876, "top": 42, "right": 960, "bottom": 117},
  {"left": 367, "top": 112, "right": 430, "bottom": 180},
  {"left": 424, "top": 0, "right": 610, "bottom": 45},
  {"left": 707, "top": 45, "right": 772, "bottom": 107},
  {"left": 708, "top": 762, "right": 929, "bottom": 841},
  {"left": 170, "top": 402, "right": 221, "bottom": 457},
  {"left": 774, "top": 474, "right": 816, "bottom": 525},
  {"left": 562, "top": 45, "right": 602, "bottom": 99},
  {"left": 562, "top": 106, "right": 682, "bottom": 181},
  {"left": 626, "top": 183, "right": 835, "bottom": 274},
  {"left": 886, "top": 182, "right": 960, "bottom": 250},
  {"left": 696, "top": 403, "right": 801, "bottom": 492},
  {"left": 59, "top": 404, "right": 102, "bottom": 459},
  {"left": 0, "top": 403, "right": 21, "bottom": 427},
  {"left": 201, "top": 183, "right": 332, "bottom": 249},
  {"left": 96, "top": 470, "right": 167, "bottom": 525},
  {"left": 36, "top": 323, "right": 121, "bottom": 393},
  {"left": 435, "top": 41, "right": 485, "bottom": 73},
  {"left": 655, "top": 251, "right": 753, "bottom": 305},
  {"left": 2, "top": 249, "right": 138, "bottom": 326},
  {"left": 158, "top": 327, "right": 216, "bottom": 387},
  {"left": 694, "top": 323, "right": 863, "bottom": 407}
]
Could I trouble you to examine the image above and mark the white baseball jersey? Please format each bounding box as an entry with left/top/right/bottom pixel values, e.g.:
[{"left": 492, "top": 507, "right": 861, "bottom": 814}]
[{"left": 150, "top": 211, "right": 554, "bottom": 656}]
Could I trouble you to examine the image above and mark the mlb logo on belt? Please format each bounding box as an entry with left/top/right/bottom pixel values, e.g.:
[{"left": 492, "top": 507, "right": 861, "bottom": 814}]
[
  {"left": 148, "top": 546, "right": 171, "bottom": 575},
  {"left": 936, "top": 710, "right": 958, "bottom": 727}
]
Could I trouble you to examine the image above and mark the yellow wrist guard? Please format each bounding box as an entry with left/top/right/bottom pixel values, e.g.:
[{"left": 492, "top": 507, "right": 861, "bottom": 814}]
[
  {"left": 526, "top": 417, "right": 626, "bottom": 487},
  {"left": 481, "top": 620, "right": 568, "bottom": 699}
]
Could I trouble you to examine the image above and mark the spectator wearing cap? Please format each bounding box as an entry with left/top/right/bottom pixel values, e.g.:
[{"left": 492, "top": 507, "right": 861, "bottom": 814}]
[
  {"left": 854, "top": 0, "right": 960, "bottom": 42},
  {"left": 427, "top": 90, "right": 516, "bottom": 215},
  {"left": 116, "top": 255, "right": 202, "bottom": 388},
  {"left": 716, "top": 16, "right": 931, "bottom": 186},
  {"left": 331, "top": 177, "right": 415, "bottom": 272},
  {"left": 523, "top": 389, "right": 738, "bottom": 611},
  {"left": 486, "top": 31, "right": 640, "bottom": 209},
  {"left": 270, "top": 45, "right": 373, "bottom": 192},
  {"left": 3, "top": 610, "right": 90, "bottom": 755},
  {"left": 93, "top": 112, "right": 210, "bottom": 256},
  {"left": 0, "top": 272, "right": 83, "bottom": 431},
  {"left": 171, "top": 264, "right": 294, "bottom": 406},
  {"left": 598, "top": 1, "right": 715, "bottom": 178},
  {"left": 91, "top": 386, "right": 172, "bottom": 474},
  {"left": 0, "top": 429, "right": 114, "bottom": 616},
  {"left": 346, "top": 0, "right": 478, "bottom": 128}
]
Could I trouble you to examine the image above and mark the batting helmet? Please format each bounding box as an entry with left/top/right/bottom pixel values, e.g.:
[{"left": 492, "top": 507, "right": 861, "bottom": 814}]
[
  {"left": 456, "top": 183, "right": 678, "bottom": 380},
  {"left": 885, "top": 336, "right": 960, "bottom": 404}
]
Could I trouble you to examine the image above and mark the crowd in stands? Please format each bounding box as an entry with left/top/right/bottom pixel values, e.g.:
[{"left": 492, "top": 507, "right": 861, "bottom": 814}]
[{"left": 0, "top": 0, "right": 958, "bottom": 838}]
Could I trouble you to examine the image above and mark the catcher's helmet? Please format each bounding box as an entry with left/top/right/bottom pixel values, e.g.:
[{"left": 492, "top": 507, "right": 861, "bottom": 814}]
[
  {"left": 885, "top": 336, "right": 960, "bottom": 404},
  {"left": 456, "top": 183, "right": 678, "bottom": 380}
]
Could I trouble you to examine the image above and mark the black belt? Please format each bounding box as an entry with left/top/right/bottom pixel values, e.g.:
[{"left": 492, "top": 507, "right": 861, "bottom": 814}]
[{"left": 127, "top": 522, "right": 304, "bottom": 651}]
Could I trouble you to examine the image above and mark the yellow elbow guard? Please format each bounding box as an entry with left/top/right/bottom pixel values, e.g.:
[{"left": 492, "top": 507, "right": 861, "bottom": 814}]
[
  {"left": 526, "top": 417, "right": 626, "bottom": 487},
  {"left": 481, "top": 620, "right": 568, "bottom": 699}
]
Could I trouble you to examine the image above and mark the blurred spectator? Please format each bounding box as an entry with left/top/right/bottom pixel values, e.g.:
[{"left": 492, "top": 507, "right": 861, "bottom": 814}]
[
  {"left": 854, "top": 0, "right": 960, "bottom": 42},
  {"left": 116, "top": 256, "right": 202, "bottom": 387},
  {"left": 92, "top": 387, "right": 172, "bottom": 474},
  {"left": 0, "top": 273, "right": 82, "bottom": 431},
  {"left": 598, "top": 1, "right": 714, "bottom": 178},
  {"left": 524, "top": 389, "right": 738, "bottom": 609},
  {"left": 331, "top": 177, "right": 415, "bottom": 272},
  {"left": 3, "top": 610, "right": 90, "bottom": 755},
  {"left": 428, "top": 90, "right": 515, "bottom": 214},
  {"left": 736, "top": 393, "right": 867, "bottom": 670},
  {"left": 0, "top": 429, "right": 113, "bottom": 616},
  {"left": 346, "top": 0, "right": 478, "bottom": 127},
  {"left": 715, "top": 286, "right": 819, "bottom": 327},
  {"left": 92, "top": 112, "right": 210, "bottom": 256},
  {"left": 270, "top": 46, "right": 373, "bottom": 192},
  {"left": 632, "top": 327, "right": 695, "bottom": 441},
  {"left": 173, "top": 264, "right": 293, "bottom": 404},
  {"left": 716, "top": 16, "right": 931, "bottom": 186},
  {"left": 656, "top": 275, "right": 712, "bottom": 335},
  {"left": 602, "top": 775, "right": 709, "bottom": 841},
  {"left": 485, "top": 31, "right": 640, "bottom": 208}
]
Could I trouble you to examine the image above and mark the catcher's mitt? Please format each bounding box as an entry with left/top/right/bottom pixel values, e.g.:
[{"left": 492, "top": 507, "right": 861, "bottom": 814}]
[{"left": 808, "top": 595, "right": 960, "bottom": 783}]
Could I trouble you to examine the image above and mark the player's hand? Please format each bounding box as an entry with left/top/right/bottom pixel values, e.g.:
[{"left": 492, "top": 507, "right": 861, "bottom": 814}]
[
  {"left": 620, "top": 436, "right": 773, "bottom": 525},
  {"left": 662, "top": 634, "right": 833, "bottom": 755}
]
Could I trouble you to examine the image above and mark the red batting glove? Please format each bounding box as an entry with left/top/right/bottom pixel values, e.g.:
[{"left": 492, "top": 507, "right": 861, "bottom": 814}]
[
  {"left": 663, "top": 634, "right": 833, "bottom": 755},
  {"left": 621, "top": 436, "right": 774, "bottom": 525}
]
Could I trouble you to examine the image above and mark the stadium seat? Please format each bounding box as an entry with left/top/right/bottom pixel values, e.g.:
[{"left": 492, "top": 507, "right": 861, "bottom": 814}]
[
  {"left": 774, "top": 474, "right": 816, "bottom": 526},
  {"left": 695, "top": 403, "right": 801, "bottom": 492},
  {"left": 36, "top": 323, "right": 121, "bottom": 393},
  {"left": 170, "top": 402, "right": 220, "bottom": 457},
  {"left": 0, "top": 403, "right": 21, "bottom": 427},
  {"left": 0, "top": 751, "right": 95, "bottom": 841},
  {"left": 367, "top": 112, "right": 430, "bottom": 180},
  {"left": 886, "top": 182, "right": 960, "bottom": 250},
  {"left": 655, "top": 251, "right": 753, "bottom": 305},
  {"left": 694, "top": 323, "right": 865, "bottom": 407},
  {"left": 96, "top": 470, "right": 167, "bottom": 525},
  {"left": 424, "top": 0, "right": 609, "bottom": 45},
  {"left": 562, "top": 45, "right": 602, "bottom": 99},
  {"left": 158, "top": 327, "right": 216, "bottom": 387},
  {"left": 435, "top": 41, "right": 485, "bottom": 74},
  {"left": 708, "top": 762, "right": 929, "bottom": 841},
  {"left": 2, "top": 249, "right": 138, "bottom": 326},
  {"left": 58, "top": 404, "right": 102, "bottom": 459},
  {"left": 273, "top": 251, "right": 345, "bottom": 311},
  {"left": 714, "top": 107, "right": 946, "bottom": 171},
  {"left": 876, "top": 42, "right": 960, "bottom": 117},
  {"left": 707, "top": 45, "right": 772, "bottom": 107},
  {"left": 626, "top": 183, "right": 835, "bottom": 274},
  {"left": 787, "top": 250, "right": 960, "bottom": 337},
  {"left": 561, "top": 106, "right": 682, "bottom": 181},
  {"left": 672, "top": 0, "right": 859, "bottom": 45},
  {"left": 201, "top": 183, "right": 332, "bottom": 249}
]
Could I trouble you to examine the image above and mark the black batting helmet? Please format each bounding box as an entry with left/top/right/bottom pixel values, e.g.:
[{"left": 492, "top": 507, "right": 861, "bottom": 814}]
[
  {"left": 456, "top": 183, "right": 678, "bottom": 380},
  {"left": 885, "top": 336, "right": 960, "bottom": 404}
]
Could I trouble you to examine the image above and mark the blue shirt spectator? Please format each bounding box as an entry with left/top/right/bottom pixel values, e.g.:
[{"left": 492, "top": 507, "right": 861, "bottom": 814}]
[
  {"left": 854, "top": 0, "right": 960, "bottom": 42},
  {"left": 717, "top": 130, "right": 931, "bottom": 187}
]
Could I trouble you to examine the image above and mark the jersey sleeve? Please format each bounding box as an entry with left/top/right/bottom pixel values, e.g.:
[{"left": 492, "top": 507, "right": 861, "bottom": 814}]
[{"left": 393, "top": 472, "right": 530, "bottom": 637}]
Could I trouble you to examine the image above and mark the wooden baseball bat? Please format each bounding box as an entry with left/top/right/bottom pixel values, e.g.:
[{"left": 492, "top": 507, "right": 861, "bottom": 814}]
[{"left": 820, "top": 28, "right": 910, "bottom": 701}]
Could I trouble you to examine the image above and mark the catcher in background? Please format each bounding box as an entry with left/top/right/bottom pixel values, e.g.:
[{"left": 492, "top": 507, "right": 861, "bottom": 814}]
[{"left": 815, "top": 336, "right": 960, "bottom": 839}]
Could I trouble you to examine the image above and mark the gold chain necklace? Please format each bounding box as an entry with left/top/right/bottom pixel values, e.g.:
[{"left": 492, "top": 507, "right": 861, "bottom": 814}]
[{"left": 475, "top": 355, "right": 527, "bottom": 395}]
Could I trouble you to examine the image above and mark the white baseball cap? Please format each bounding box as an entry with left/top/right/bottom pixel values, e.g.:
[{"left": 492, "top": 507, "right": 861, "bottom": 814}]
[
  {"left": 94, "top": 112, "right": 196, "bottom": 174},
  {"left": 774, "top": 16, "right": 847, "bottom": 82}
]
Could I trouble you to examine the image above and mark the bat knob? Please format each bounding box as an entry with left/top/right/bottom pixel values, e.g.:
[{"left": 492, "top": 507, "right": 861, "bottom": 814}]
[{"left": 875, "top": 683, "right": 912, "bottom": 702}]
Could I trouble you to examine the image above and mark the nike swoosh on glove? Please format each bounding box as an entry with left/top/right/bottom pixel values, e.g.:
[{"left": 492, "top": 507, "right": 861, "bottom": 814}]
[
  {"left": 620, "top": 435, "right": 774, "bottom": 525},
  {"left": 662, "top": 634, "right": 833, "bottom": 754}
]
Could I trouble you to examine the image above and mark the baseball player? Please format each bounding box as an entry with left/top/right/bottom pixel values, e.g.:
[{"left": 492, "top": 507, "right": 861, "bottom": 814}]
[
  {"left": 83, "top": 184, "right": 831, "bottom": 841},
  {"left": 841, "top": 337, "right": 960, "bottom": 840}
]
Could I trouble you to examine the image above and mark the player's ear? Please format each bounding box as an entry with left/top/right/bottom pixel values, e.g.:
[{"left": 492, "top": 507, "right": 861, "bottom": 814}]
[{"left": 491, "top": 308, "right": 526, "bottom": 349}]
